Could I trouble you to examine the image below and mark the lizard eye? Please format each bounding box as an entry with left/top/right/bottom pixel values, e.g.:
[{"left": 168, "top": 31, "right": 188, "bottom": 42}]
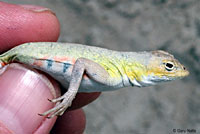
[{"left": 164, "top": 62, "right": 174, "bottom": 71}]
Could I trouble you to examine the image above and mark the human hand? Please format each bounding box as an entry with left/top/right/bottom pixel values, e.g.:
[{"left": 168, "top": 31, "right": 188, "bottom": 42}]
[{"left": 0, "top": 2, "right": 101, "bottom": 134}]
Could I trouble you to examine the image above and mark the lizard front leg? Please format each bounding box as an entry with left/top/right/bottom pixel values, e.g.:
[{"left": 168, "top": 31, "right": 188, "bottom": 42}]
[{"left": 40, "top": 58, "right": 110, "bottom": 118}]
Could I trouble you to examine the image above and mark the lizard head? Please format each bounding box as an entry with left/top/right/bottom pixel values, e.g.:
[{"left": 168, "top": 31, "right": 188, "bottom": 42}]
[
  {"left": 125, "top": 50, "right": 189, "bottom": 87},
  {"left": 143, "top": 50, "right": 189, "bottom": 85}
]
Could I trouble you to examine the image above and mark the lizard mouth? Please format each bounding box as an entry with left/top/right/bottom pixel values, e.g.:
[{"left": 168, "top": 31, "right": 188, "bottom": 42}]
[
  {"left": 181, "top": 68, "right": 189, "bottom": 77},
  {"left": 168, "top": 68, "right": 189, "bottom": 78}
]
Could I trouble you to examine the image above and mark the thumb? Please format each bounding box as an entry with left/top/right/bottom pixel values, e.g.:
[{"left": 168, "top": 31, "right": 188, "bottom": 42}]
[{"left": 0, "top": 64, "right": 60, "bottom": 134}]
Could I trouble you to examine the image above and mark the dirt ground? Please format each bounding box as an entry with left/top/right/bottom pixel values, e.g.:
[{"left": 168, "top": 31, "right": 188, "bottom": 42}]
[{"left": 5, "top": 0, "right": 200, "bottom": 134}]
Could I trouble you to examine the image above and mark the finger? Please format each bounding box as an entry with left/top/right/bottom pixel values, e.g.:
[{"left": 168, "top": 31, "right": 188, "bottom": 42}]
[
  {"left": 68, "top": 92, "right": 101, "bottom": 110},
  {"left": 0, "top": 2, "right": 60, "bottom": 52},
  {"left": 51, "top": 109, "right": 86, "bottom": 134},
  {"left": 0, "top": 64, "right": 60, "bottom": 134}
]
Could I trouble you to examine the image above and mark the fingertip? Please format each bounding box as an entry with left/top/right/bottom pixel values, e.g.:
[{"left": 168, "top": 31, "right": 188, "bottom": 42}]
[
  {"left": 51, "top": 109, "right": 86, "bottom": 134},
  {"left": 68, "top": 92, "right": 101, "bottom": 110},
  {"left": 0, "top": 2, "right": 60, "bottom": 51}
]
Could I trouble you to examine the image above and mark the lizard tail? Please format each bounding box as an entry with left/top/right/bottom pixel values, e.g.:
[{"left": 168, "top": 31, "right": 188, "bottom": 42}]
[
  {"left": 0, "top": 51, "right": 15, "bottom": 68},
  {"left": 0, "top": 55, "right": 9, "bottom": 69}
]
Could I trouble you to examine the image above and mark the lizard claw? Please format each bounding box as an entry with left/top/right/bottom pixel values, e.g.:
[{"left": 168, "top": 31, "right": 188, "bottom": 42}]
[
  {"left": 50, "top": 96, "right": 65, "bottom": 103},
  {"left": 47, "top": 98, "right": 52, "bottom": 102},
  {"left": 39, "top": 92, "right": 75, "bottom": 118}
]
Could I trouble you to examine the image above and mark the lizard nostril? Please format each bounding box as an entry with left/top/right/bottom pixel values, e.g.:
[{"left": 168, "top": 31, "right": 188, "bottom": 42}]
[{"left": 183, "top": 67, "right": 186, "bottom": 70}]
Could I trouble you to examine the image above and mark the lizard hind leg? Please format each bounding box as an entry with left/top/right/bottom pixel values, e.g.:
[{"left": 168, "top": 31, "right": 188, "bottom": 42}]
[{"left": 40, "top": 58, "right": 111, "bottom": 118}]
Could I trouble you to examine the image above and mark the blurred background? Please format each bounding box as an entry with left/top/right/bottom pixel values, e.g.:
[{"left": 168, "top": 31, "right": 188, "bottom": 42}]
[{"left": 4, "top": 0, "right": 199, "bottom": 134}]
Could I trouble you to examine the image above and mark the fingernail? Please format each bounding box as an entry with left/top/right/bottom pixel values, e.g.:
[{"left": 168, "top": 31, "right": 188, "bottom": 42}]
[
  {"left": 19, "top": 4, "right": 56, "bottom": 15},
  {"left": 0, "top": 64, "right": 58, "bottom": 133}
]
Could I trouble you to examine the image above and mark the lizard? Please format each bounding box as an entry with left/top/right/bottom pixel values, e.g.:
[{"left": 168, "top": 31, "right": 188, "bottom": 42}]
[{"left": 0, "top": 42, "right": 189, "bottom": 118}]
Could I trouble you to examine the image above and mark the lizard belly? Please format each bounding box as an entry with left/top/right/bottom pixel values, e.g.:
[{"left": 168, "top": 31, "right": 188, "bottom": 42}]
[
  {"left": 41, "top": 69, "right": 116, "bottom": 92},
  {"left": 32, "top": 60, "right": 117, "bottom": 92}
]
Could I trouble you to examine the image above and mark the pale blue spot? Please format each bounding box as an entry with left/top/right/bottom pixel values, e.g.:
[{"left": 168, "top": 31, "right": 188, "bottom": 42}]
[
  {"left": 46, "top": 59, "right": 53, "bottom": 69},
  {"left": 63, "top": 63, "right": 71, "bottom": 73}
]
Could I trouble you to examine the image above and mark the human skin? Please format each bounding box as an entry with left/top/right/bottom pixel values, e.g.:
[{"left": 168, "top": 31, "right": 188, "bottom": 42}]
[{"left": 0, "top": 2, "right": 101, "bottom": 134}]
